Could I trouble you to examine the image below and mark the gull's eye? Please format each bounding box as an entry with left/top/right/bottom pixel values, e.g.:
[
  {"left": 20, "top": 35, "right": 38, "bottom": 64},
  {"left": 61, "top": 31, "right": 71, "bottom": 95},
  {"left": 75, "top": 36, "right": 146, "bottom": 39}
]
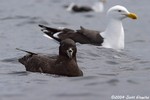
[{"left": 118, "top": 10, "right": 122, "bottom": 12}]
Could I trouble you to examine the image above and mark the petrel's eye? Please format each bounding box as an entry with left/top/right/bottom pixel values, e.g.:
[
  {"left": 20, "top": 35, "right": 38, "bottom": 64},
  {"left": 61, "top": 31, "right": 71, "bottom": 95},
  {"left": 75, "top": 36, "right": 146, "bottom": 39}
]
[{"left": 118, "top": 10, "right": 122, "bottom": 12}]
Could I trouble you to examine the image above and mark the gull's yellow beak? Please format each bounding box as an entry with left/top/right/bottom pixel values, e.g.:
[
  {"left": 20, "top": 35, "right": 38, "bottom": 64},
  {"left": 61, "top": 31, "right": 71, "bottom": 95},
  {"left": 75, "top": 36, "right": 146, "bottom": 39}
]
[{"left": 126, "top": 13, "right": 137, "bottom": 19}]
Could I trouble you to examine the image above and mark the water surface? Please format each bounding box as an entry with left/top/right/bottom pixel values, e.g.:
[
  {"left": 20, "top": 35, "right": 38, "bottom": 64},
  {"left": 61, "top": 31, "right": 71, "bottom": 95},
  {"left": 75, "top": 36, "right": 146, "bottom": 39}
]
[{"left": 0, "top": 0, "right": 150, "bottom": 100}]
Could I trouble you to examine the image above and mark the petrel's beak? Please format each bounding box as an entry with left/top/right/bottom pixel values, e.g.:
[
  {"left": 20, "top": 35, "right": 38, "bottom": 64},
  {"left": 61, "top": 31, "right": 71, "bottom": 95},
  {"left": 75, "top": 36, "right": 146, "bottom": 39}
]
[
  {"left": 67, "top": 48, "right": 73, "bottom": 58},
  {"left": 126, "top": 13, "right": 137, "bottom": 19}
]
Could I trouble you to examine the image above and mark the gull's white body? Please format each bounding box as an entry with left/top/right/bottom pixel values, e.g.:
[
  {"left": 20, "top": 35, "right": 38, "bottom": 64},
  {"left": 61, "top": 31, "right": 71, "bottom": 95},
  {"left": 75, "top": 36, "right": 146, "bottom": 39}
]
[{"left": 101, "top": 19, "right": 124, "bottom": 50}]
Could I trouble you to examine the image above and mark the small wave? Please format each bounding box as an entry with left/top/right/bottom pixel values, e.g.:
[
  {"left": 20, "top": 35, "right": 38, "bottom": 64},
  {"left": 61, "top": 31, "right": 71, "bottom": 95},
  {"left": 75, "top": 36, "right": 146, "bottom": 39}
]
[
  {"left": 0, "top": 57, "right": 19, "bottom": 64},
  {"left": 7, "top": 71, "right": 29, "bottom": 76},
  {"left": 106, "top": 79, "right": 119, "bottom": 86}
]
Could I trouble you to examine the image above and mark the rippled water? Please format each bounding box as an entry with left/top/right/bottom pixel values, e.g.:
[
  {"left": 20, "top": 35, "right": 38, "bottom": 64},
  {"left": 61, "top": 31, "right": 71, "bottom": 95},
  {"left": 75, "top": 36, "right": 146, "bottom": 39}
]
[{"left": 0, "top": 0, "right": 150, "bottom": 100}]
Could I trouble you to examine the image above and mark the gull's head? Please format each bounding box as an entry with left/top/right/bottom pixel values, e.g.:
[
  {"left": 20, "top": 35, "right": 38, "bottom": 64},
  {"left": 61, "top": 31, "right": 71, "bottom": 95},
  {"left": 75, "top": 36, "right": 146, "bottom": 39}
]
[{"left": 107, "top": 5, "right": 137, "bottom": 20}]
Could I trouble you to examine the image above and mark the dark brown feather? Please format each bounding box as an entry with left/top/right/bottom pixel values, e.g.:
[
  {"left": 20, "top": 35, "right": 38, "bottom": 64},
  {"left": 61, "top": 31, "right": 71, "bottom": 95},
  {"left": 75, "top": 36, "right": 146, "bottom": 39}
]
[{"left": 39, "top": 25, "right": 104, "bottom": 45}]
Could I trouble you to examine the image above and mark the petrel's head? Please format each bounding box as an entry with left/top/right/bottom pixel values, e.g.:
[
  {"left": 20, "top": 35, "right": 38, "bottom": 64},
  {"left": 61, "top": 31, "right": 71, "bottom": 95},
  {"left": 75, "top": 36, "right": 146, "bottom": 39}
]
[
  {"left": 59, "top": 39, "right": 77, "bottom": 59},
  {"left": 107, "top": 5, "right": 137, "bottom": 20}
]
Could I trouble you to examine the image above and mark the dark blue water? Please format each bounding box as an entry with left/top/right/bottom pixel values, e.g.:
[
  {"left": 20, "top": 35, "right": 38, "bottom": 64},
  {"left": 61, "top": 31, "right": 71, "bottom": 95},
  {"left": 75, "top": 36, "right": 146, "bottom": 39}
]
[{"left": 0, "top": 0, "right": 150, "bottom": 100}]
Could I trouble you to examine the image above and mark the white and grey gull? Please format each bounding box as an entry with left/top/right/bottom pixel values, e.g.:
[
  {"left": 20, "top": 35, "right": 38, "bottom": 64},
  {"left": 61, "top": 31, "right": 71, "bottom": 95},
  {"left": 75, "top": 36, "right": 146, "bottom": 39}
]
[{"left": 39, "top": 5, "right": 137, "bottom": 50}]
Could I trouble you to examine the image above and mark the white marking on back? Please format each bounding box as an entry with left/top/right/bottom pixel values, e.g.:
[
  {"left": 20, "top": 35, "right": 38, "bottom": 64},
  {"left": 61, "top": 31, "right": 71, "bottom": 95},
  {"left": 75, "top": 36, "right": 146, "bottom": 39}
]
[
  {"left": 43, "top": 34, "right": 59, "bottom": 44},
  {"left": 43, "top": 34, "right": 53, "bottom": 39},
  {"left": 42, "top": 29, "right": 48, "bottom": 33},
  {"left": 58, "top": 27, "right": 65, "bottom": 29},
  {"left": 53, "top": 32, "right": 61, "bottom": 38}
]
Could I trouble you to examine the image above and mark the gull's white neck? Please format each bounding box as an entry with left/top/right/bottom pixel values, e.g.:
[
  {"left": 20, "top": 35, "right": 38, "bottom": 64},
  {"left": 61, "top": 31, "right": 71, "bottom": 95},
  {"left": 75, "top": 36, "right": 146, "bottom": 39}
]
[{"left": 101, "top": 18, "right": 124, "bottom": 50}]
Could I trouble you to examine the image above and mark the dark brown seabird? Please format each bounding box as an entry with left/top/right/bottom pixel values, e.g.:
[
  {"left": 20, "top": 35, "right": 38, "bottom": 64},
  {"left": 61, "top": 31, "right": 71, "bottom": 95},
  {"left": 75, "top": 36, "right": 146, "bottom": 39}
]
[
  {"left": 39, "top": 5, "right": 137, "bottom": 50},
  {"left": 17, "top": 39, "right": 83, "bottom": 77},
  {"left": 66, "top": 0, "right": 106, "bottom": 13},
  {"left": 69, "top": 5, "right": 93, "bottom": 12}
]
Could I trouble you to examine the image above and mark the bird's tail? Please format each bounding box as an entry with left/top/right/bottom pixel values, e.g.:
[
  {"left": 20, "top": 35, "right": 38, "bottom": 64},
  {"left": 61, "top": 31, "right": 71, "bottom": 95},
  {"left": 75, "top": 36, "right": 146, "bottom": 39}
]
[
  {"left": 16, "top": 48, "right": 37, "bottom": 55},
  {"left": 39, "top": 24, "right": 61, "bottom": 33},
  {"left": 39, "top": 24, "right": 61, "bottom": 42},
  {"left": 16, "top": 48, "right": 37, "bottom": 65}
]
